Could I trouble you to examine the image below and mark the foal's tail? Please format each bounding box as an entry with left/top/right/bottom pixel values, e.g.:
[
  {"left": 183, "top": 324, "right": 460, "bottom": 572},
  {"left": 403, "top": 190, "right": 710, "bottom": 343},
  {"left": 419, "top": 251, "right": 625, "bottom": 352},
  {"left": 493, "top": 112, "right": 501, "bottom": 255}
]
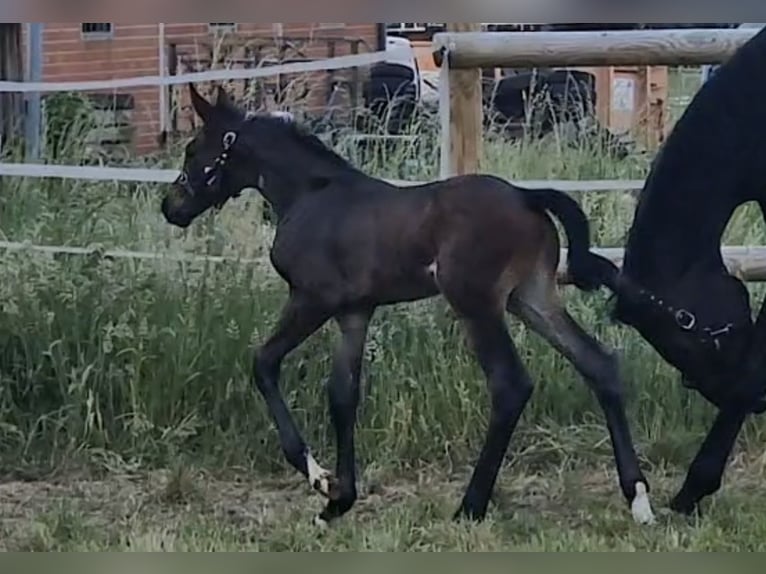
[{"left": 522, "top": 187, "right": 619, "bottom": 292}]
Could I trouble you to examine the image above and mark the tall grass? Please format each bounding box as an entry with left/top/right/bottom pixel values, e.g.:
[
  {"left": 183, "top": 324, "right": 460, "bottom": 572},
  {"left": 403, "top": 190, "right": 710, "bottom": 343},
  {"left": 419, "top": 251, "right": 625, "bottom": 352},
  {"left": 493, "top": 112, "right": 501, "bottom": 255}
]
[{"left": 1, "top": 71, "right": 766, "bottom": 484}]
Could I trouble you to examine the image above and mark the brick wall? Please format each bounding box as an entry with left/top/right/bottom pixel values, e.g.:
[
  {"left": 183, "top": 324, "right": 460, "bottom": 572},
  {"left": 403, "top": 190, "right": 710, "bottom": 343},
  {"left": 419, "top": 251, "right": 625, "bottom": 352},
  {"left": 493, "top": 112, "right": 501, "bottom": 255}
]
[
  {"left": 42, "top": 24, "right": 163, "bottom": 153},
  {"left": 167, "top": 24, "right": 380, "bottom": 138},
  {"left": 40, "top": 23, "right": 380, "bottom": 155}
]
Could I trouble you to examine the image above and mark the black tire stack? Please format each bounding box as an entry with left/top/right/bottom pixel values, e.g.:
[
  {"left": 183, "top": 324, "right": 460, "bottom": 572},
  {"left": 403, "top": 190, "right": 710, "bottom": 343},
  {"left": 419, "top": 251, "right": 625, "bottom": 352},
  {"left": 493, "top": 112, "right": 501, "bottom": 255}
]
[{"left": 361, "top": 62, "right": 418, "bottom": 135}]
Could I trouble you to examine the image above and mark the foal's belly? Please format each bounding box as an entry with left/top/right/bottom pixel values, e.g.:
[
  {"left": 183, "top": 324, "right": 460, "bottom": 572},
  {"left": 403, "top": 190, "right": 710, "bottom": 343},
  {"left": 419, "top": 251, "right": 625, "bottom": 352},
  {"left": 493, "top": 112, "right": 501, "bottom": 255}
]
[{"left": 366, "top": 264, "right": 441, "bottom": 305}]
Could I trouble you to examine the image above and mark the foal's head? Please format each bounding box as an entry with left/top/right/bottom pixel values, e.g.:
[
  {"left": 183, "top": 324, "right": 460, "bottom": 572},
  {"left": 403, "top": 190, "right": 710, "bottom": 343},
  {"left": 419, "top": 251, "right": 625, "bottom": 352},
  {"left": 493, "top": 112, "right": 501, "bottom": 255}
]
[
  {"left": 614, "top": 267, "right": 758, "bottom": 410},
  {"left": 161, "top": 84, "right": 254, "bottom": 227},
  {"left": 161, "top": 83, "right": 358, "bottom": 228},
  {"left": 161, "top": 84, "right": 303, "bottom": 228}
]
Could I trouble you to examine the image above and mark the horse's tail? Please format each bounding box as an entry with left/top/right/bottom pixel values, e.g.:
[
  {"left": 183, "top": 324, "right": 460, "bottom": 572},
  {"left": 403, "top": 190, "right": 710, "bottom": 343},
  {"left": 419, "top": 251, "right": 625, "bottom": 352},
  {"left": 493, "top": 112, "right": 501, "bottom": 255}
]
[{"left": 521, "top": 187, "right": 619, "bottom": 292}]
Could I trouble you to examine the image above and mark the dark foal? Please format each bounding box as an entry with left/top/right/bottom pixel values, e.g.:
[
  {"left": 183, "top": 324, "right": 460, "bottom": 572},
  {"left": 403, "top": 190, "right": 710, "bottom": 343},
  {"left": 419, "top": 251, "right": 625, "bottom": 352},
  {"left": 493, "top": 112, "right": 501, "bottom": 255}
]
[
  {"left": 160, "top": 83, "right": 654, "bottom": 527},
  {"left": 606, "top": 27, "right": 766, "bottom": 517}
]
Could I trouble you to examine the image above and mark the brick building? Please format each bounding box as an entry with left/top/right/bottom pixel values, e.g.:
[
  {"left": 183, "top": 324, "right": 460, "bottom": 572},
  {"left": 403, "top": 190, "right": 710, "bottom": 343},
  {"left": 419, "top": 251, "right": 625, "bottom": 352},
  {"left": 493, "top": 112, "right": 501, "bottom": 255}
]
[{"left": 35, "top": 23, "right": 384, "bottom": 154}]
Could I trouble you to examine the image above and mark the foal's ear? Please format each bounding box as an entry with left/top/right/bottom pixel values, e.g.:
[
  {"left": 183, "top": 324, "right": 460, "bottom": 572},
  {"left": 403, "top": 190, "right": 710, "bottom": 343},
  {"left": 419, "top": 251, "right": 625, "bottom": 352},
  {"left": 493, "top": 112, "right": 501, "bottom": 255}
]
[
  {"left": 214, "top": 84, "right": 236, "bottom": 110},
  {"left": 188, "top": 83, "right": 213, "bottom": 123}
]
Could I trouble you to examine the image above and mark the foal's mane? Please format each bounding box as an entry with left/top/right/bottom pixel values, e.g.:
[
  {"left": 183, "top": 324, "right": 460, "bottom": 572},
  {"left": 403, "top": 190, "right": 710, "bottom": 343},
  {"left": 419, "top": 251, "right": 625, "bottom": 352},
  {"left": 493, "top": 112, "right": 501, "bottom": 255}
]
[{"left": 250, "top": 114, "right": 362, "bottom": 176}]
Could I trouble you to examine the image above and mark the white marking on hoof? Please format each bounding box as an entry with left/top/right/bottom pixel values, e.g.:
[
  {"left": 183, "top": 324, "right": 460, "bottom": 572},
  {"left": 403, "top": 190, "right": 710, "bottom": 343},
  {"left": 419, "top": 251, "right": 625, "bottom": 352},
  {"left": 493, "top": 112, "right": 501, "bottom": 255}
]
[
  {"left": 313, "top": 515, "right": 329, "bottom": 531},
  {"left": 306, "top": 452, "right": 332, "bottom": 497},
  {"left": 631, "top": 482, "right": 656, "bottom": 525}
]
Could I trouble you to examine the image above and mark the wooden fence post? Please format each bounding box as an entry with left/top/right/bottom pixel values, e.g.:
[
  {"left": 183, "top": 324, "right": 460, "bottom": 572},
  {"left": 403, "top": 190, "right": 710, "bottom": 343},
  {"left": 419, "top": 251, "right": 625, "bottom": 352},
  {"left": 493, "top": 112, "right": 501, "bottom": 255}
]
[
  {"left": 0, "top": 24, "right": 23, "bottom": 153},
  {"left": 437, "top": 23, "right": 483, "bottom": 178}
]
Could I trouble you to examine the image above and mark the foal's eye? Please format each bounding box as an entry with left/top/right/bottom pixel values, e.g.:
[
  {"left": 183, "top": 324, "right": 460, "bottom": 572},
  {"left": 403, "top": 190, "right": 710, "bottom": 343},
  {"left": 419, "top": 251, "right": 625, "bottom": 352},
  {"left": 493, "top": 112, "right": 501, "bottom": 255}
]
[{"left": 178, "top": 171, "right": 188, "bottom": 185}]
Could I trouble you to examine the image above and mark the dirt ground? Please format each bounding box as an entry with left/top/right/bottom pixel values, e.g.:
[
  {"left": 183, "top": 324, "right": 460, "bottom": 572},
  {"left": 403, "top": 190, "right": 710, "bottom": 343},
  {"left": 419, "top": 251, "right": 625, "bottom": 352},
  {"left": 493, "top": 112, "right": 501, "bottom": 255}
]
[{"left": 1, "top": 454, "right": 765, "bottom": 551}]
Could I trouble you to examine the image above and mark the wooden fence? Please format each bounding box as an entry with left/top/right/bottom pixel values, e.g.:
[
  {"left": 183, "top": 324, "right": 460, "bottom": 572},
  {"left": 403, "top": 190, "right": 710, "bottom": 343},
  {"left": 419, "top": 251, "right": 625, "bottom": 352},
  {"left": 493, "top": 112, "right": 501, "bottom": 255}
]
[
  {"left": 3, "top": 27, "right": 766, "bottom": 284},
  {"left": 432, "top": 27, "right": 760, "bottom": 179}
]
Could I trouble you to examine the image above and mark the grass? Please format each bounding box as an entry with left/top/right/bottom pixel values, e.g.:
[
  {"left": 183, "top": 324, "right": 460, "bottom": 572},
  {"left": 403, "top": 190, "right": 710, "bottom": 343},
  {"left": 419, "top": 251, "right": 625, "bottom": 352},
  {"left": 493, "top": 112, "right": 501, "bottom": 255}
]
[
  {"left": 3, "top": 451, "right": 766, "bottom": 551},
  {"left": 1, "top": 67, "right": 766, "bottom": 550}
]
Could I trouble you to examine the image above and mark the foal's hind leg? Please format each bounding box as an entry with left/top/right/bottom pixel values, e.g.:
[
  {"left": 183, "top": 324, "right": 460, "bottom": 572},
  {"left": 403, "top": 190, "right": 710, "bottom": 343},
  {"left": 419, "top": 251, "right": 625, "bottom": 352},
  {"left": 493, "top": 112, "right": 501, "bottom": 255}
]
[
  {"left": 509, "top": 278, "right": 655, "bottom": 525},
  {"left": 453, "top": 309, "right": 534, "bottom": 520},
  {"left": 439, "top": 289, "right": 534, "bottom": 521},
  {"left": 252, "top": 290, "right": 334, "bottom": 493}
]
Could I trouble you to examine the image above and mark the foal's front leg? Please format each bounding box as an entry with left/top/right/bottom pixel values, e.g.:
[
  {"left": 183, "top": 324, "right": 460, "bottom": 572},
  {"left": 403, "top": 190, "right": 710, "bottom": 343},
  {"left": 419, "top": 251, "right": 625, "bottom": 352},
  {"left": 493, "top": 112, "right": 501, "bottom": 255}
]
[
  {"left": 315, "top": 308, "right": 373, "bottom": 527},
  {"left": 252, "top": 291, "right": 332, "bottom": 488}
]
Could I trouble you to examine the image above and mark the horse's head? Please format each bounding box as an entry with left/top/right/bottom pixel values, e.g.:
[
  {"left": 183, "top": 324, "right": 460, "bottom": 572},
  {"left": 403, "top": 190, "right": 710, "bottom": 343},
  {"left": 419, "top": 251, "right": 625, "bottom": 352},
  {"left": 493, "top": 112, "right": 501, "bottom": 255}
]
[
  {"left": 161, "top": 84, "right": 258, "bottom": 228},
  {"left": 614, "top": 267, "right": 761, "bottom": 411}
]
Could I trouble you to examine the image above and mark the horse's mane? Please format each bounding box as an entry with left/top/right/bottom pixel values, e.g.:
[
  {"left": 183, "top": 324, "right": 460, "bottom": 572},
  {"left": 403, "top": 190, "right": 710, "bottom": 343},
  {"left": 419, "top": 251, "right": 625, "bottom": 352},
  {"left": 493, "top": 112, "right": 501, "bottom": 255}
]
[{"left": 252, "top": 114, "right": 361, "bottom": 175}]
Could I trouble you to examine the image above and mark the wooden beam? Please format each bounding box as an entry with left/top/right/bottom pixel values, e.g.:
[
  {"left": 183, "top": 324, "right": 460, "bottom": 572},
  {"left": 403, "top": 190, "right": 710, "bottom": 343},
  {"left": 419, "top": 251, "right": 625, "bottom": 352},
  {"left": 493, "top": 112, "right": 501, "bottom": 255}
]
[
  {"left": 441, "top": 23, "right": 483, "bottom": 177},
  {"left": 0, "top": 24, "right": 23, "bottom": 151},
  {"left": 433, "top": 28, "right": 759, "bottom": 69},
  {"left": 558, "top": 246, "right": 766, "bottom": 284}
]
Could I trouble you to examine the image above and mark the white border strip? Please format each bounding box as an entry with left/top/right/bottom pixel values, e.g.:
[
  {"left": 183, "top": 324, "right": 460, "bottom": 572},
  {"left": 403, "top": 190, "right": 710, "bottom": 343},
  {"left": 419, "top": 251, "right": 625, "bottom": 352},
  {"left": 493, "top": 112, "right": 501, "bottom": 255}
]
[
  {"left": 0, "top": 49, "right": 394, "bottom": 93},
  {"left": 0, "top": 162, "right": 647, "bottom": 192}
]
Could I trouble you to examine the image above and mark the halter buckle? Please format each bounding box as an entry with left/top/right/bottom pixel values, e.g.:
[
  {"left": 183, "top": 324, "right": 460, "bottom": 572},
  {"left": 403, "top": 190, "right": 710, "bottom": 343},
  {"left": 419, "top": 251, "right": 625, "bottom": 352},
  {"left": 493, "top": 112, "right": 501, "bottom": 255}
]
[
  {"left": 706, "top": 324, "right": 733, "bottom": 338},
  {"left": 675, "top": 309, "right": 697, "bottom": 331},
  {"left": 222, "top": 131, "right": 237, "bottom": 149}
]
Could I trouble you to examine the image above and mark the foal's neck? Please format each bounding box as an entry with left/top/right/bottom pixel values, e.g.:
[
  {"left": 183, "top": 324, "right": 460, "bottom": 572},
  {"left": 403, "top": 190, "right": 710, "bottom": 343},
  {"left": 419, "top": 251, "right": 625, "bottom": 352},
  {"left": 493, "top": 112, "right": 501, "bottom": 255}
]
[{"left": 254, "top": 126, "right": 368, "bottom": 220}]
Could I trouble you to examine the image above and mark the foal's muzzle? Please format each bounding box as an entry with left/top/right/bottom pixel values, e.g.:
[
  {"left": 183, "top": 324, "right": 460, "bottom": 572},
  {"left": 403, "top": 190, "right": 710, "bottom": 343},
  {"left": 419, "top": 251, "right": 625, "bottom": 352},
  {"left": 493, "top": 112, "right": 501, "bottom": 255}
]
[{"left": 161, "top": 188, "right": 194, "bottom": 228}]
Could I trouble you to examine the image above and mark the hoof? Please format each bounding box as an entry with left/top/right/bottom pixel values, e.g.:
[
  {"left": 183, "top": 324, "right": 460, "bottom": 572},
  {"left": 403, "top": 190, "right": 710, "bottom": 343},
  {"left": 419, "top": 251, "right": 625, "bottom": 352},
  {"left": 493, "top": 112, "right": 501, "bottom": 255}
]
[
  {"left": 452, "top": 503, "right": 486, "bottom": 523},
  {"left": 669, "top": 495, "right": 702, "bottom": 519},
  {"left": 630, "top": 482, "right": 656, "bottom": 525},
  {"left": 312, "top": 514, "right": 329, "bottom": 532}
]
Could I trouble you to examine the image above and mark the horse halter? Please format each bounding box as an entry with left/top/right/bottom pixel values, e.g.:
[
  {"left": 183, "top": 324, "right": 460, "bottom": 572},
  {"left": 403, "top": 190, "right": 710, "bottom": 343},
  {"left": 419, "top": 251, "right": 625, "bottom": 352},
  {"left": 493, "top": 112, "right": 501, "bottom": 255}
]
[
  {"left": 633, "top": 284, "right": 734, "bottom": 351},
  {"left": 176, "top": 129, "right": 245, "bottom": 209},
  {"left": 203, "top": 130, "right": 242, "bottom": 208}
]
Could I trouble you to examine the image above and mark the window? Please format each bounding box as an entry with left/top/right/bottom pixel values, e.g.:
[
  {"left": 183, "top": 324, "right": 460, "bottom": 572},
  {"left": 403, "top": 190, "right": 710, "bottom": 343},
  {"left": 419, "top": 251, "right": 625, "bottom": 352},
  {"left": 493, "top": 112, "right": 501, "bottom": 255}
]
[
  {"left": 386, "top": 23, "right": 441, "bottom": 33},
  {"left": 209, "top": 23, "right": 237, "bottom": 33},
  {"left": 81, "top": 23, "right": 113, "bottom": 39}
]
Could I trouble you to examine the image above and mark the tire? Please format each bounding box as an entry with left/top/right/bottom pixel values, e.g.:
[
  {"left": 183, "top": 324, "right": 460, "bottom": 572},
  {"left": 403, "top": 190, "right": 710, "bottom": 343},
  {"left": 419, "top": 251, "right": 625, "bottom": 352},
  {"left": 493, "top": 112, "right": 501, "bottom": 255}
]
[{"left": 369, "top": 62, "right": 415, "bottom": 81}]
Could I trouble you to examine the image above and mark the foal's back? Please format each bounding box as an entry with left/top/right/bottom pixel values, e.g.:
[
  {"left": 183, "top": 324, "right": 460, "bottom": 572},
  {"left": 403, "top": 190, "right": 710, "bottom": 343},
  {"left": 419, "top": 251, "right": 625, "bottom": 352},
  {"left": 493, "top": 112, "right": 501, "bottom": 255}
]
[{"left": 271, "top": 173, "right": 554, "bottom": 309}]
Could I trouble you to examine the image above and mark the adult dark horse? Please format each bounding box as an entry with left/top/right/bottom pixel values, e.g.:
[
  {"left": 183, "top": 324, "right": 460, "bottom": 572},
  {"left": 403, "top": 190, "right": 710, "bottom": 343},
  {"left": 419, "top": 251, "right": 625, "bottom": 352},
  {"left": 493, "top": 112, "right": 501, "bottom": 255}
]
[
  {"left": 608, "top": 27, "right": 766, "bottom": 517},
  {"left": 160, "top": 84, "right": 655, "bottom": 527}
]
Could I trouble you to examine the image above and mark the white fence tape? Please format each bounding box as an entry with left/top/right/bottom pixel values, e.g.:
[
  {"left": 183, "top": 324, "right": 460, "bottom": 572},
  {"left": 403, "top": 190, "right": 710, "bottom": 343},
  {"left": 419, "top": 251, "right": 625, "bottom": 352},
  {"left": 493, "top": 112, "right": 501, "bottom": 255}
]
[
  {"left": 0, "top": 49, "right": 397, "bottom": 93},
  {"left": 2, "top": 240, "right": 765, "bottom": 283},
  {"left": 0, "top": 44, "right": 650, "bottom": 194},
  {"left": 0, "top": 162, "right": 178, "bottom": 184},
  {"left": 0, "top": 240, "right": 266, "bottom": 266},
  {"left": 0, "top": 162, "right": 647, "bottom": 192}
]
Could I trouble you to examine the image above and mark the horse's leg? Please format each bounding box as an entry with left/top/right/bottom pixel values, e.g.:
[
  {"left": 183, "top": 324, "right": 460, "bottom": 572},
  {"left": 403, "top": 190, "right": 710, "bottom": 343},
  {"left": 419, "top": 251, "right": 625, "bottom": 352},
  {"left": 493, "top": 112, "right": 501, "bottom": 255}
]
[
  {"left": 668, "top": 409, "right": 747, "bottom": 515},
  {"left": 509, "top": 278, "right": 655, "bottom": 525},
  {"left": 253, "top": 290, "right": 333, "bottom": 492},
  {"left": 668, "top": 290, "right": 766, "bottom": 515},
  {"left": 315, "top": 308, "right": 373, "bottom": 527},
  {"left": 452, "top": 308, "right": 534, "bottom": 521}
]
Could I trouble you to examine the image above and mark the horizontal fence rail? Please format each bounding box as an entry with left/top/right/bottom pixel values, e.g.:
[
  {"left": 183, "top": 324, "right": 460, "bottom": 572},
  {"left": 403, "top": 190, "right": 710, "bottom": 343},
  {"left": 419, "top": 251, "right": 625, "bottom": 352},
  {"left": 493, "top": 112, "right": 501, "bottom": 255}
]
[
  {"left": 0, "top": 162, "right": 647, "bottom": 192},
  {"left": 3, "top": 240, "right": 766, "bottom": 283},
  {"left": 2, "top": 29, "right": 764, "bottom": 285},
  {"left": 0, "top": 49, "right": 396, "bottom": 93},
  {"left": 432, "top": 28, "right": 760, "bottom": 68}
]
